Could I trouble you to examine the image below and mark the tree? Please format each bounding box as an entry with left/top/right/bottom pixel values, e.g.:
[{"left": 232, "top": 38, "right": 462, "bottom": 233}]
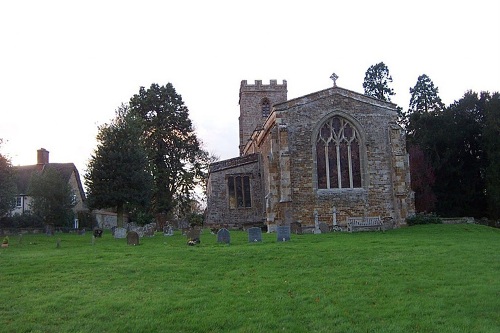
[
  {"left": 431, "top": 91, "right": 487, "bottom": 217},
  {"left": 0, "top": 141, "right": 17, "bottom": 217},
  {"left": 129, "top": 83, "right": 208, "bottom": 220},
  {"left": 85, "top": 104, "right": 152, "bottom": 227},
  {"left": 362, "top": 62, "right": 395, "bottom": 102},
  {"left": 29, "top": 167, "right": 75, "bottom": 227},
  {"left": 409, "top": 74, "right": 444, "bottom": 114},
  {"left": 483, "top": 92, "right": 500, "bottom": 219},
  {"left": 408, "top": 145, "right": 436, "bottom": 212}
]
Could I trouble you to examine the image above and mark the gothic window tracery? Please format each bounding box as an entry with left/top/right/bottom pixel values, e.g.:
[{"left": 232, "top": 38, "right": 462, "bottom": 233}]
[{"left": 316, "top": 116, "right": 362, "bottom": 189}]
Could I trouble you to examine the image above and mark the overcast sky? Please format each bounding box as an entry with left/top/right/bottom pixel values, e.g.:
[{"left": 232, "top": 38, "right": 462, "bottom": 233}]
[{"left": 1, "top": 0, "right": 499, "bottom": 177}]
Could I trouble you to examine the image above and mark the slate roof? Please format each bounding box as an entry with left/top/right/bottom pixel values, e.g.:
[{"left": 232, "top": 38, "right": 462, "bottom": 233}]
[{"left": 13, "top": 163, "right": 86, "bottom": 202}]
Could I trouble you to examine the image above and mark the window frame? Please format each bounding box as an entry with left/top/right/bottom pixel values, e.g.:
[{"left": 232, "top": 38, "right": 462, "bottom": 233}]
[
  {"left": 312, "top": 111, "right": 367, "bottom": 192},
  {"left": 227, "top": 174, "right": 252, "bottom": 209}
]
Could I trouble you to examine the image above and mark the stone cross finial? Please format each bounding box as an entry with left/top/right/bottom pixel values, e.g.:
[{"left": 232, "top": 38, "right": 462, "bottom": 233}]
[{"left": 330, "top": 73, "right": 339, "bottom": 87}]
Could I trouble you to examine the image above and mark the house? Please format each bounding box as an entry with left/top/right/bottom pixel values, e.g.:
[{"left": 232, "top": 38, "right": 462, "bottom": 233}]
[
  {"left": 205, "top": 77, "right": 415, "bottom": 231},
  {"left": 11, "top": 148, "right": 87, "bottom": 225}
]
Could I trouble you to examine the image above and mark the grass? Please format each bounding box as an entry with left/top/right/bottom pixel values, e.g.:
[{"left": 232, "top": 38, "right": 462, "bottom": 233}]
[{"left": 0, "top": 224, "right": 498, "bottom": 333}]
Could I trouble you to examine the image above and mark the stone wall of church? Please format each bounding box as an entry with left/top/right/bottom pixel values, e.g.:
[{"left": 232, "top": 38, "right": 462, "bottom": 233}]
[
  {"left": 205, "top": 154, "right": 265, "bottom": 229},
  {"left": 239, "top": 80, "right": 287, "bottom": 155},
  {"left": 253, "top": 88, "right": 414, "bottom": 229}
]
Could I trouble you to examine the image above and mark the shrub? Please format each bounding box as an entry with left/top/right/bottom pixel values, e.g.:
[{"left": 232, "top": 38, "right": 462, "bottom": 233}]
[{"left": 406, "top": 213, "right": 442, "bottom": 226}]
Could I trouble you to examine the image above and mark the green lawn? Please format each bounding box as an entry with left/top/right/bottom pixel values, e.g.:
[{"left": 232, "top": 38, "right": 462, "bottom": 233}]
[{"left": 0, "top": 224, "right": 498, "bottom": 333}]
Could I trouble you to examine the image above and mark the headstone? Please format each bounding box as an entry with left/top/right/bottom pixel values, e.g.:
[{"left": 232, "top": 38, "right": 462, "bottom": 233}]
[
  {"left": 127, "top": 231, "right": 140, "bottom": 246},
  {"left": 163, "top": 225, "right": 174, "bottom": 236},
  {"left": 319, "top": 222, "right": 329, "bottom": 233},
  {"left": 217, "top": 228, "right": 230, "bottom": 244},
  {"left": 186, "top": 228, "right": 201, "bottom": 244},
  {"left": 277, "top": 225, "right": 291, "bottom": 242},
  {"left": 290, "top": 222, "right": 302, "bottom": 234},
  {"left": 313, "top": 210, "right": 321, "bottom": 234},
  {"left": 114, "top": 227, "right": 127, "bottom": 239},
  {"left": 248, "top": 227, "right": 262, "bottom": 242},
  {"left": 45, "top": 224, "right": 55, "bottom": 236}
]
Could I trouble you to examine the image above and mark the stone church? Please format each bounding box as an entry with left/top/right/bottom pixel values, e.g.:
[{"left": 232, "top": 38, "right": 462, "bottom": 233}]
[{"left": 205, "top": 76, "right": 414, "bottom": 232}]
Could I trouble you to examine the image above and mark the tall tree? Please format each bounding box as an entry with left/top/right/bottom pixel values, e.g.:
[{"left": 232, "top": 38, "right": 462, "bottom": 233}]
[
  {"left": 432, "top": 91, "right": 487, "bottom": 217},
  {"left": 29, "top": 167, "right": 75, "bottom": 227},
  {"left": 483, "top": 92, "right": 500, "bottom": 219},
  {"left": 362, "top": 62, "right": 395, "bottom": 102},
  {"left": 408, "top": 74, "right": 444, "bottom": 114},
  {"left": 0, "top": 141, "right": 17, "bottom": 217},
  {"left": 129, "top": 83, "right": 207, "bottom": 220},
  {"left": 85, "top": 105, "right": 152, "bottom": 227}
]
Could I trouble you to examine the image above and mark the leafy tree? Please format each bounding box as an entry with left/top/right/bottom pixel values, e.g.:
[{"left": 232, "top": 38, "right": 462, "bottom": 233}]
[
  {"left": 0, "top": 141, "right": 17, "bottom": 217},
  {"left": 432, "top": 91, "right": 487, "bottom": 217},
  {"left": 409, "top": 74, "right": 444, "bottom": 114},
  {"left": 129, "top": 83, "right": 208, "bottom": 220},
  {"left": 408, "top": 145, "right": 436, "bottom": 212},
  {"left": 362, "top": 62, "right": 395, "bottom": 102},
  {"left": 85, "top": 105, "right": 152, "bottom": 227},
  {"left": 29, "top": 167, "right": 75, "bottom": 227},
  {"left": 483, "top": 92, "right": 500, "bottom": 219}
]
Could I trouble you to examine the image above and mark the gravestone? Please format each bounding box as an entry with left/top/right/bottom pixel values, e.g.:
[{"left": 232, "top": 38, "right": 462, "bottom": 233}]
[
  {"left": 319, "top": 222, "right": 329, "bottom": 233},
  {"left": 126, "top": 231, "right": 139, "bottom": 246},
  {"left": 163, "top": 225, "right": 174, "bottom": 236},
  {"left": 277, "top": 225, "right": 291, "bottom": 242},
  {"left": 217, "top": 228, "right": 230, "bottom": 244},
  {"left": 248, "top": 227, "right": 262, "bottom": 242},
  {"left": 186, "top": 228, "right": 201, "bottom": 244},
  {"left": 290, "top": 222, "right": 302, "bottom": 234},
  {"left": 45, "top": 224, "right": 55, "bottom": 236},
  {"left": 114, "top": 227, "right": 127, "bottom": 239}
]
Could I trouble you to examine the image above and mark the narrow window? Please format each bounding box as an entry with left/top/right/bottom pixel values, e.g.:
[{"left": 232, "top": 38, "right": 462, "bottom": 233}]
[
  {"left": 316, "top": 116, "right": 362, "bottom": 189},
  {"left": 16, "top": 197, "right": 22, "bottom": 208},
  {"left": 227, "top": 175, "right": 252, "bottom": 208},
  {"left": 261, "top": 98, "right": 271, "bottom": 117}
]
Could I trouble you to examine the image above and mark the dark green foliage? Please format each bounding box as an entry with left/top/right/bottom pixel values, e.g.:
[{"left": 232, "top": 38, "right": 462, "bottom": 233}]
[
  {"left": 0, "top": 143, "right": 17, "bottom": 217},
  {"left": 29, "top": 167, "right": 75, "bottom": 227},
  {"left": 362, "top": 62, "right": 395, "bottom": 102},
  {"left": 409, "top": 74, "right": 444, "bottom": 114},
  {"left": 129, "top": 83, "right": 209, "bottom": 219},
  {"left": 483, "top": 92, "right": 500, "bottom": 219},
  {"left": 85, "top": 104, "right": 152, "bottom": 227},
  {"left": 406, "top": 213, "right": 442, "bottom": 226},
  {"left": 0, "top": 213, "right": 44, "bottom": 228}
]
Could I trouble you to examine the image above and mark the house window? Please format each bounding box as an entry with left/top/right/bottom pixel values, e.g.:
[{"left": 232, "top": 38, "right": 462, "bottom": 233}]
[
  {"left": 16, "top": 197, "right": 22, "bottom": 208},
  {"left": 227, "top": 175, "right": 252, "bottom": 209},
  {"left": 316, "top": 116, "right": 362, "bottom": 189},
  {"left": 261, "top": 98, "right": 271, "bottom": 117}
]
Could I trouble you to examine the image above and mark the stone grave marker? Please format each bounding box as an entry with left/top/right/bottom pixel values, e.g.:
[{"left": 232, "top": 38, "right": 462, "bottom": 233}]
[
  {"left": 248, "top": 227, "right": 262, "bottom": 242},
  {"left": 163, "top": 225, "right": 174, "bottom": 236},
  {"left": 114, "top": 227, "right": 127, "bottom": 239},
  {"left": 217, "top": 228, "right": 230, "bottom": 244},
  {"left": 127, "top": 231, "right": 140, "bottom": 246},
  {"left": 319, "top": 222, "right": 330, "bottom": 233},
  {"left": 277, "top": 225, "right": 291, "bottom": 242},
  {"left": 290, "top": 222, "right": 302, "bottom": 234}
]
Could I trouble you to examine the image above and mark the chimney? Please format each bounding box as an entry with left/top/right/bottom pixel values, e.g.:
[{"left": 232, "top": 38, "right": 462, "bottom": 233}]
[{"left": 37, "top": 148, "right": 49, "bottom": 166}]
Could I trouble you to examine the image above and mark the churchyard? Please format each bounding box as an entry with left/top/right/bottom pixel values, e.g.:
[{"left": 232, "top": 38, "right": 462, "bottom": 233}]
[{"left": 0, "top": 224, "right": 498, "bottom": 332}]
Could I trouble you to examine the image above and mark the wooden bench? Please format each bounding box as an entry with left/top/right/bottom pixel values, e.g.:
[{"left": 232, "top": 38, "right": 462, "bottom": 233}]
[{"left": 347, "top": 217, "right": 383, "bottom": 232}]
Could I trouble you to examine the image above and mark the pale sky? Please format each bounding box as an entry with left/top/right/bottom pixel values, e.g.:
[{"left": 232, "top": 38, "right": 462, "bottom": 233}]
[{"left": 1, "top": 0, "right": 499, "bottom": 180}]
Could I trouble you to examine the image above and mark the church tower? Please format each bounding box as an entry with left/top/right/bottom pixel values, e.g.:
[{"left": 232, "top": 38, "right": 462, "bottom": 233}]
[{"left": 238, "top": 80, "right": 287, "bottom": 155}]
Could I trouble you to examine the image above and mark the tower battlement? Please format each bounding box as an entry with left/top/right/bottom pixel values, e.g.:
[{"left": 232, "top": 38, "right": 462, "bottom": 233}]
[{"left": 240, "top": 79, "right": 287, "bottom": 90}]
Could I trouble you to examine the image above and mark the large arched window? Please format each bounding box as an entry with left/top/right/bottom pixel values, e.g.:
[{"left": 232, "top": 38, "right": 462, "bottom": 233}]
[{"left": 316, "top": 116, "right": 362, "bottom": 189}]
